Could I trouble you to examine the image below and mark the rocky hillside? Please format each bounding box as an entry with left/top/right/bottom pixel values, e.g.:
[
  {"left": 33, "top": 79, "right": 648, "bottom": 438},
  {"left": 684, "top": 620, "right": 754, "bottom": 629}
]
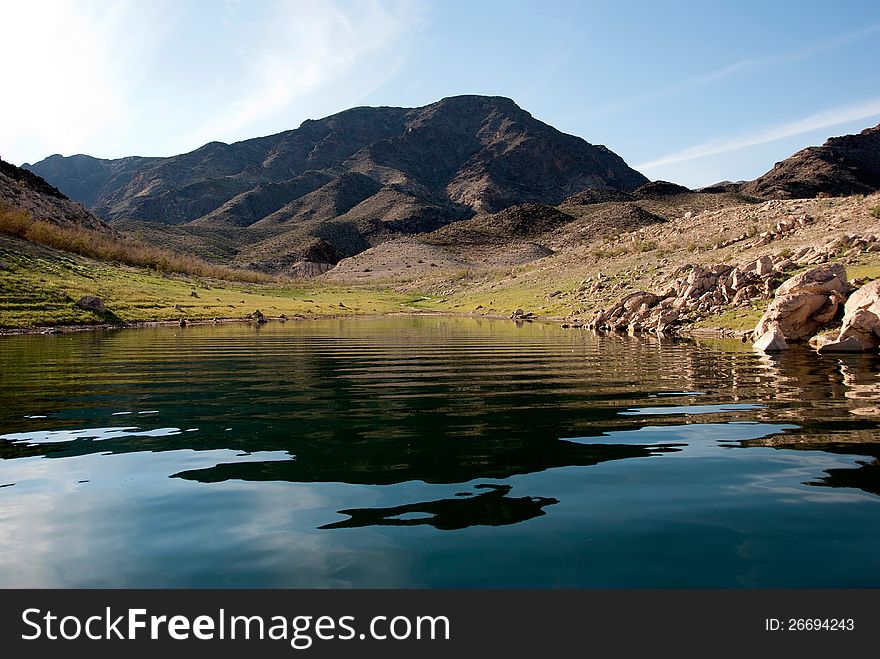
[
  {"left": 326, "top": 182, "right": 750, "bottom": 282},
  {"left": 25, "top": 95, "right": 647, "bottom": 271},
  {"left": 0, "top": 157, "right": 110, "bottom": 232},
  {"left": 743, "top": 123, "right": 880, "bottom": 199}
]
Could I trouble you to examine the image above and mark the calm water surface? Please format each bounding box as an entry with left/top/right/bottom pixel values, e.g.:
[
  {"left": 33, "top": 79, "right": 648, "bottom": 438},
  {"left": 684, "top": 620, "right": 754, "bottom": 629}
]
[{"left": 1, "top": 317, "right": 879, "bottom": 587}]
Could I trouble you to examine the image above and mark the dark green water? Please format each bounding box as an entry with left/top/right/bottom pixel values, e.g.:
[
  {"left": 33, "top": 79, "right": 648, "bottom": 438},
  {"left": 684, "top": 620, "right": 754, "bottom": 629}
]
[{"left": 1, "top": 317, "right": 879, "bottom": 587}]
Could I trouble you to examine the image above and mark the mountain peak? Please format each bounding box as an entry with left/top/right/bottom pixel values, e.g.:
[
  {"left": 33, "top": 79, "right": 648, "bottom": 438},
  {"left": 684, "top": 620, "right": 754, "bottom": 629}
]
[{"left": 25, "top": 95, "right": 648, "bottom": 269}]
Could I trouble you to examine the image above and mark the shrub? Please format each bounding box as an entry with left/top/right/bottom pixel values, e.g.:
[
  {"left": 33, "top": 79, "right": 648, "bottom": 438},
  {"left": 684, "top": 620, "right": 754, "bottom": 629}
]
[
  {"left": 870, "top": 204, "right": 880, "bottom": 220},
  {"left": 0, "top": 204, "right": 275, "bottom": 283}
]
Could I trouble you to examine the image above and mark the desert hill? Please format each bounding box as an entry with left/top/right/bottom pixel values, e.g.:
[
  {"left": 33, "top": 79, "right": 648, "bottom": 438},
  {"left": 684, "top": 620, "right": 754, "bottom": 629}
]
[
  {"left": 743, "top": 123, "right": 880, "bottom": 199},
  {"left": 0, "top": 157, "right": 109, "bottom": 232}
]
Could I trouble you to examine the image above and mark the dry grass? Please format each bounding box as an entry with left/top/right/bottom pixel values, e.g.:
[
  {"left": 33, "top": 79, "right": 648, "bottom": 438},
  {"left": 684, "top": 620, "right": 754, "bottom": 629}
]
[{"left": 0, "top": 204, "right": 274, "bottom": 283}]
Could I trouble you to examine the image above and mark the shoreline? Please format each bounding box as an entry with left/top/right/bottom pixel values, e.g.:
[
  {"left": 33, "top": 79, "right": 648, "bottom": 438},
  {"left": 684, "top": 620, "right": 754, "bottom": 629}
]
[{"left": 0, "top": 310, "right": 741, "bottom": 339}]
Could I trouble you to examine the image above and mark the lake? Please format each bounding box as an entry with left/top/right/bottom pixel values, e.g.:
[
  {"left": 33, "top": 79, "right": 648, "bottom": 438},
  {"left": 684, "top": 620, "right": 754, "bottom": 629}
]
[{"left": 1, "top": 316, "right": 879, "bottom": 587}]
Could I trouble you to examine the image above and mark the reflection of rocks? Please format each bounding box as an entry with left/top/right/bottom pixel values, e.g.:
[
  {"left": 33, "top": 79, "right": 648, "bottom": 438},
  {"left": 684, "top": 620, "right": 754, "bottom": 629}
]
[
  {"left": 809, "top": 459, "right": 880, "bottom": 497},
  {"left": 740, "top": 425, "right": 880, "bottom": 498},
  {"left": 171, "top": 438, "right": 659, "bottom": 486},
  {"left": 751, "top": 346, "right": 849, "bottom": 407},
  {"left": 838, "top": 358, "right": 880, "bottom": 416},
  {"left": 319, "top": 484, "right": 558, "bottom": 530}
]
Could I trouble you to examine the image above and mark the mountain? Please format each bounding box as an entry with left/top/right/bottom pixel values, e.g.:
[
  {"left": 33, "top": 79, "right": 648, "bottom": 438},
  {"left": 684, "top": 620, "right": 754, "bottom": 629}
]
[
  {"left": 743, "top": 123, "right": 880, "bottom": 199},
  {"left": 0, "top": 157, "right": 109, "bottom": 232},
  {"left": 26, "top": 95, "right": 648, "bottom": 271}
]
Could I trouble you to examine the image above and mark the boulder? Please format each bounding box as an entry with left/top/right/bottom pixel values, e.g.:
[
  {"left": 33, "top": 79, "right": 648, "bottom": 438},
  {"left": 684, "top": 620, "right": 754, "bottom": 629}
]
[
  {"left": 754, "top": 290, "right": 843, "bottom": 341},
  {"left": 842, "top": 279, "right": 880, "bottom": 316},
  {"left": 816, "top": 280, "right": 880, "bottom": 352},
  {"left": 817, "top": 335, "right": 871, "bottom": 353},
  {"left": 743, "top": 255, "right": 773, "bottom": 276},
  {"left": 620, "top": 291, "right": 660, "bottom": 312},
  {"left": 76, "top": 295, "right": 105, "bottom": 313},
  {"left": 653, "top": 308, "right": 680, "bottom": 334},
  {"left": 774, "top": 262, "right": 849, "bottom": 297},
  {"left": 753, "top": 323, "right": 788, "bottom": 352},
  {"left": 753, "top": 264, "right": 849, "bottom": 349}
]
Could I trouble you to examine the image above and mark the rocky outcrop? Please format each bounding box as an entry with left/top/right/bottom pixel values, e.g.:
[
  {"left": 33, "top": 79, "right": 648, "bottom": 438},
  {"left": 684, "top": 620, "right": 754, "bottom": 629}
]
[
  {"left": 815, "top": 280, "right": 880, "bottom": 353},
  {"left": 789, "top": 234, "right": 880, "bottom": 265},
  {"left": 587, "top": 291, "right": 661, "bottom": 332},
  {"left": 772, "top": 262, "right": 850, "bottom": 297},
  {"left": 752, "top": 263, "right": 850, "bottom": 351},
  {"left": 587, "top": 256, "right": 790, "bottom": 335}
]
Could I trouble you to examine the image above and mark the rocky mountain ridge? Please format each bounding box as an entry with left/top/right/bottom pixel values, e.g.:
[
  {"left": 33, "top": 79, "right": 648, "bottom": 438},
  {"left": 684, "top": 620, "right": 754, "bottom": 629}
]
[
  {"left": 25, "top": 95, "right": 648, "bottom": 271},
  {"left": 21, "top": 106, "right": 880, "bottom": 280},
  {"left": 743, "top": 123, "right": 880, "bottom": 199}
]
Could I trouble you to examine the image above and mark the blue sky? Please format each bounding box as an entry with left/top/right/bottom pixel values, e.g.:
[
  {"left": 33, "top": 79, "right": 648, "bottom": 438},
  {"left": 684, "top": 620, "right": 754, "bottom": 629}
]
[{"left": 2, "top": 0, "right": 879, "bottom": 186}]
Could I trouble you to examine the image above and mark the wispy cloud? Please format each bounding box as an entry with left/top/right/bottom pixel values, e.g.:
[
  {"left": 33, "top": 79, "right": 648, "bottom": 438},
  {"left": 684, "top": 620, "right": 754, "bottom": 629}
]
[
  {"left": 189, "top": 0, "right": 424, "bottom": 147},
  {"left": 594, "top": 21, "right": 880, "bottom": 116},
  {"left": 636, "top": 98, "right": 880, "bottom": 171},
  {"left": 0, "top": 0, "right": 424, "bottom": 164}
]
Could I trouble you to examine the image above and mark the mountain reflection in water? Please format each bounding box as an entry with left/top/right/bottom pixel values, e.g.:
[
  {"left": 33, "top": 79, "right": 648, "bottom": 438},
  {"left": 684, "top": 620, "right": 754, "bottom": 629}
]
[
  {"left": 0, "top": 318, "right": 879, "bottom": 587},
  {"left": 319, "top": 484, "right": 558, "bottom": 530}
]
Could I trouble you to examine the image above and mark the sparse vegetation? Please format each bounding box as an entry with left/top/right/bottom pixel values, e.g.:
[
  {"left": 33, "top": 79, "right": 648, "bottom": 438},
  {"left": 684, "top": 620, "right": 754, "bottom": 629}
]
[
  {"left": 592, "top": 244, "right": 630, "bottom": 259},
  {"left": 0, "top": 204, "right": 274, "bottom": 283},
  {"left": 870, "top": 204, "right": 880, "bottom": 220},
  {"left": 603, "top": 232, "right": 621, "bottom": 243},
  {"left": 0, "top": 234, "right": 414, "bottom": 329}
]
